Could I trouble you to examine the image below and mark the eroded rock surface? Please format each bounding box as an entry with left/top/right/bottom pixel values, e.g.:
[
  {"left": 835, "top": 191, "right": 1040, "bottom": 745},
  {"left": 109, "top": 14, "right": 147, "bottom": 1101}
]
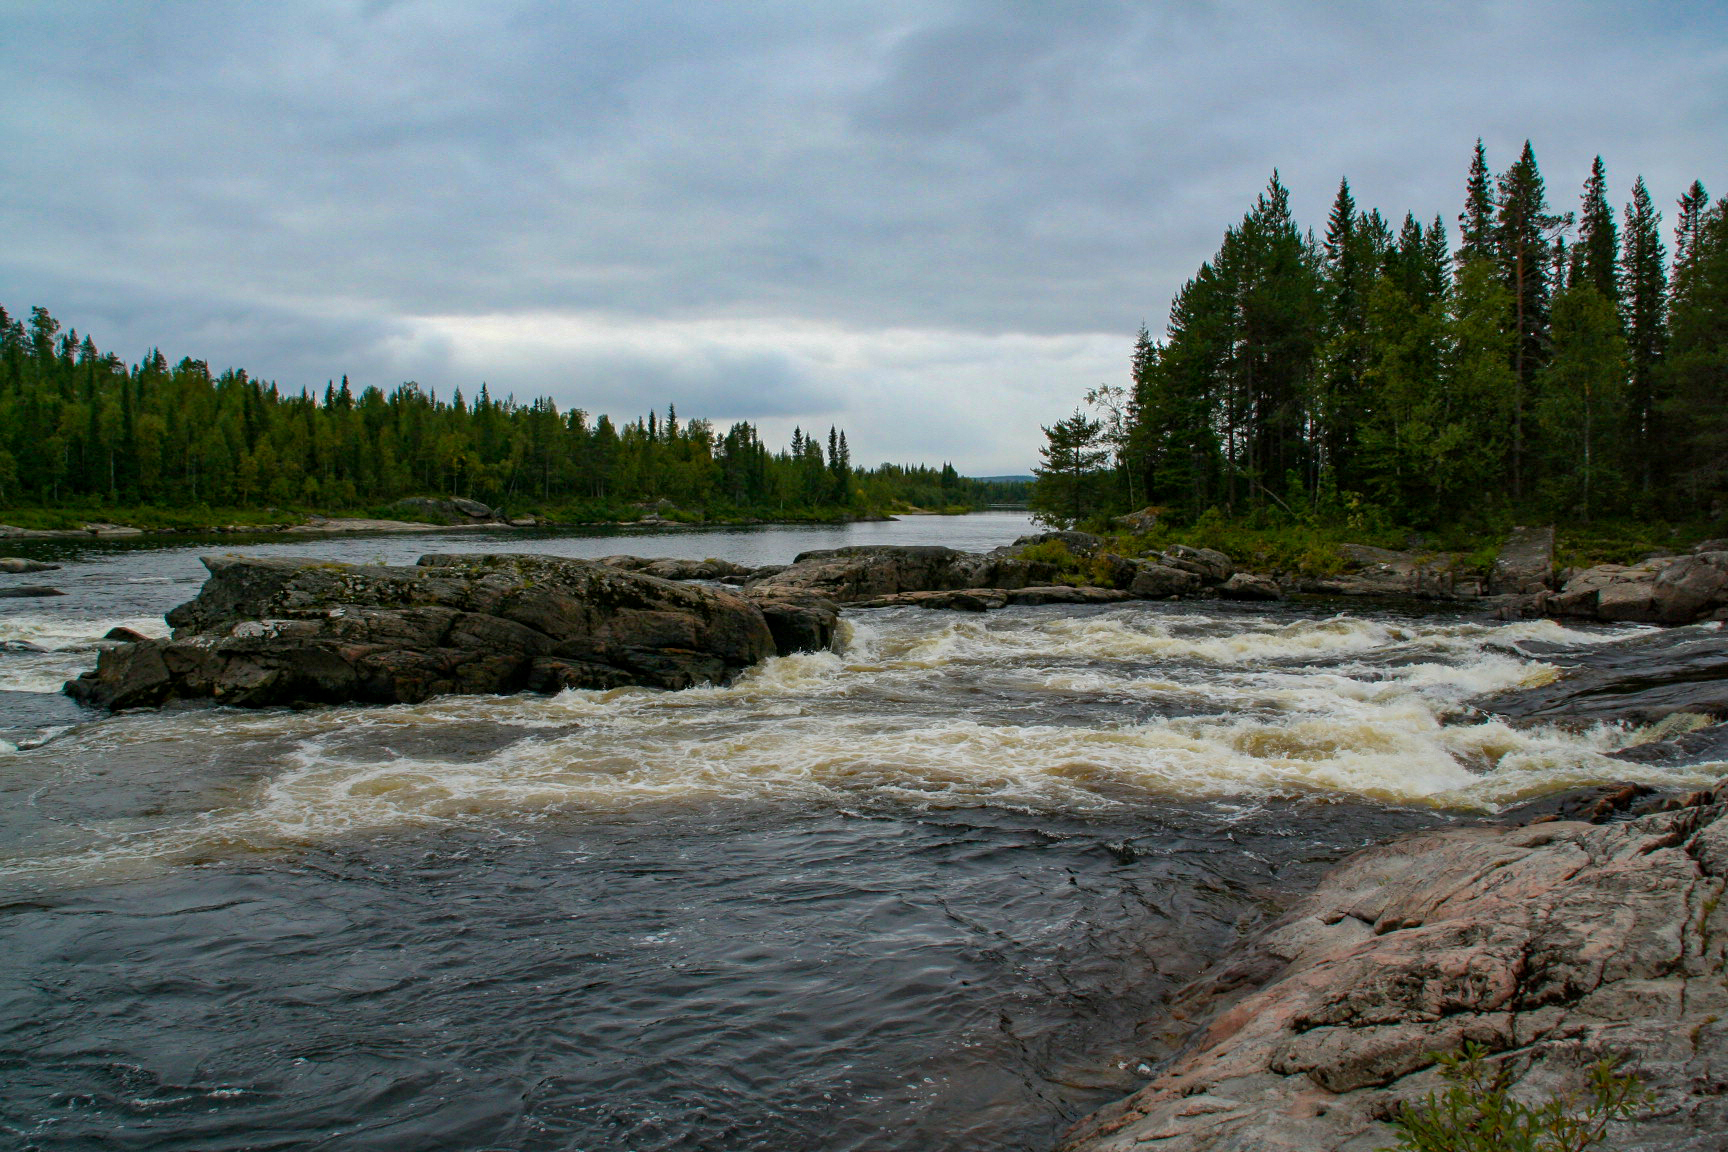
[
  {"left": 1059, "top": 785, "right": 1728, "bottom": 1152},
  {"left": 1478, "top": 624, "right": 1728, "bottom": 726},
  {"left": 64, "top": 553, "right": 785, "bottom": 709}
]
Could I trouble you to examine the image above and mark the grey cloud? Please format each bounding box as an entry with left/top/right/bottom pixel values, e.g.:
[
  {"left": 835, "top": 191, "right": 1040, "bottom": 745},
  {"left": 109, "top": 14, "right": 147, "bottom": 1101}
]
[{"left": 1, "top": 1, "right": 1725, "bottom": 472}]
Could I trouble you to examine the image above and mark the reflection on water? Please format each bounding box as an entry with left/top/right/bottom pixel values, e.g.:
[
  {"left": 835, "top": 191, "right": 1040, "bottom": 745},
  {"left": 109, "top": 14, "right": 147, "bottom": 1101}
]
[{"left": 0, "top": 515, "right": 1712, "bottom": 1150}]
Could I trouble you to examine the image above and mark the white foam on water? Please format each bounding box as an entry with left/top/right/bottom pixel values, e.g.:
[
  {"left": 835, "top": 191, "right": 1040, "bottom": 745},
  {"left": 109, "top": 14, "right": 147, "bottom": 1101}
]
[
  {"left": 0, "top": 613, "right": 171, "bottom": 693},
  {"left": 1, "top": 604, "right": 1710, "bottom": 884}
]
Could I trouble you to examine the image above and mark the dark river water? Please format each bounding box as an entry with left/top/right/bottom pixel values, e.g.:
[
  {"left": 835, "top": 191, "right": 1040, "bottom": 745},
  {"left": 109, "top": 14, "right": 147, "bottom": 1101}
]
[{"left": 0, "top": 513, "right": 1706, "bottom": 1151}]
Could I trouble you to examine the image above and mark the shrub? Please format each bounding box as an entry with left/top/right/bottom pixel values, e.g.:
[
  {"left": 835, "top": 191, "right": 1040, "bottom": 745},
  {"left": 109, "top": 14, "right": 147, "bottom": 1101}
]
[{"left": 1381, "top": 1043, "right": 1652, "bottom": 1152}]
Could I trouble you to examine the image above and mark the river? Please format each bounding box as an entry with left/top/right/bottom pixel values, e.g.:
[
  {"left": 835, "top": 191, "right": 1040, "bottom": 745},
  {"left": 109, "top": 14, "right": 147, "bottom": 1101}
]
[{"left": 0, "top": 512, "right": 1710, "bottom": 1151}]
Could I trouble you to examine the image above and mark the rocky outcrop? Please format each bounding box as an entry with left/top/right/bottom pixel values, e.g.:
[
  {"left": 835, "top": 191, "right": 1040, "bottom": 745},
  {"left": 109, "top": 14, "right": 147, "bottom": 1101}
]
[
  {"left": 751, "top": 545, "right": 1010, "bottom": 602},
  {"left": 1300, "top": 544, "right": 1478, "bottom": 599},
  {"left": 853, "top": 586, "right": 1134, "bottom": 610},
  {"left": 1060, "top": 784, "right": 1728, "bottom": 1152},
  {"left": 1476, "top": 624, "right": 1728, "bottom": 726},
  {"left": 738, "top": 587, "right": 841, "bottom": 654},
  {"left": 63, "top": 553, "right": 798, "bottom": 710},
  {"left": 394, "top": 496, "right": 501, "bottom": 524},
  {"left": 0, "top": 557, "right": 59, "bottom": 573},
  {"left": 753, "top": 541, "right": 1234, "bottom": 610},
  {"left": 1498, "top": 544, "right": 1728, "bottom": 627},
  {"left": 595, "top": 555, "right": 754, "bottom": 581},
  {"left": 1219, "top": 571, "right": 1283, "bottom": 601},
  {"left": 1487, "top": 524, "right": 1556, "bottom": 595}
]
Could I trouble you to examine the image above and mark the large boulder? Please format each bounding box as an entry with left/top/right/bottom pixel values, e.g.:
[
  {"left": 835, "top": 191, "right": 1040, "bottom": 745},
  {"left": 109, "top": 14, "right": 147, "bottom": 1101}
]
[
  {"left": 1653, "top": 552, "right": 1728, "bottom": 624},
  {"left": 1059, "top": 784, "right": 1728, "bottom": 1152},
  {"left": 1128, "top": 562, "right": 1202, "bottom": 599},
  {"left": 0, "top": 557, "right": 59, "bottom": 573},
  {"left": 1157, "top": 544, "right": 1234, "bottom": 584},
  {"left": 394, "top": 496, "right": 500, "bottom": 524},
  {"left": 1487, "top": 524, "right": 1555, "bottom": 595},
  {"left": 739, "top": 587, "right": 841, "bottom": 654},
  {"left": 64, "top": 553, "right": 782, "bottom": 710},
  {"left": 1218, "top": 572, "right": 1283, "bottom": 601}
]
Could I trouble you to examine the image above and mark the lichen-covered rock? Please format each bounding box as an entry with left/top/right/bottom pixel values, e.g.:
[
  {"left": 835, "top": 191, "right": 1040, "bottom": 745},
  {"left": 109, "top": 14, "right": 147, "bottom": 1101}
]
[
  {"left": 64, "top": 553, "right": 782, "bottom": 709},
  {"left": 1058, "top": 785, "right": 1728, "bottom": 1152}
]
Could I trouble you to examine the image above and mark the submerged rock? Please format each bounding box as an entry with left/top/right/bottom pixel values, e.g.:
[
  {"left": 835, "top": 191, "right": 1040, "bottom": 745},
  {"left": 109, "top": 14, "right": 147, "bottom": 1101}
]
[
  {"left": 64, "top": 553, "right": 786, "bottom": 710},
  {"left": 1476, "top": 624, "right": 1728, "bottom": 726},
  {"left": 0, "top": 557, "right": 59, "bottom": 573},
  {"left": 1059, "top": 783, "right": 1728, "bottom": 1152},
  {"left": 0, "top": 585, "right": 64, "bottom": 598}
]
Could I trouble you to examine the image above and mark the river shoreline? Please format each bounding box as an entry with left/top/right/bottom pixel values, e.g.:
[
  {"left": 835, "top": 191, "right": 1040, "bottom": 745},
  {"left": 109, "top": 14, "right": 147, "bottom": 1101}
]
[{"left": 4, "top": 515, "right": 1727, "bottom": 1150}]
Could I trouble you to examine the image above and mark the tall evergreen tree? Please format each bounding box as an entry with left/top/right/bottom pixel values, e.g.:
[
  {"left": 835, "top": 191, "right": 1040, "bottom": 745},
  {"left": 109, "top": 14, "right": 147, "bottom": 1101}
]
[
  {"left": 1619, "top": 176, "right": 1668, "bottom": 494},
  {"left": 1664, "top": 199, "right": 1728, "bottom": 509},
  {"left": 1494, "top": 140, "right": 1570, "bottom": 499},
  {"left": 1569, "top": 156, "right": 1620, "bottom": 305},
  {"left": 1457, "top": 139, "right": 1496, "bottom": 266}
]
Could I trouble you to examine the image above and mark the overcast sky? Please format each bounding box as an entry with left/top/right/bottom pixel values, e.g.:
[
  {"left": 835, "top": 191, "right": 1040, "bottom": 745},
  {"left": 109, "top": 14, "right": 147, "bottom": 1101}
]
[{"left": 2, "top": 1, "right": 1724, "bottom": 474}]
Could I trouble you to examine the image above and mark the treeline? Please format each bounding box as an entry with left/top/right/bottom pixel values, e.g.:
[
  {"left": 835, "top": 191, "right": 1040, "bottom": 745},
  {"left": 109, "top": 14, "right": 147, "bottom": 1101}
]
[
  {"left": 0, "top": 306, "right": 1021, "bottom": 520},
  {"left": 1035, "top": 140, "right": 1728, "bottom": 530}
]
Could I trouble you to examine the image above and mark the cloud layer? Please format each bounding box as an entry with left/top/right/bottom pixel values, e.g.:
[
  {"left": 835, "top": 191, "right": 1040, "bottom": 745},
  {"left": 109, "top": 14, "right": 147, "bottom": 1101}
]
[{"left": 2, "top": 1, "right": 1724, "bottom": 472}]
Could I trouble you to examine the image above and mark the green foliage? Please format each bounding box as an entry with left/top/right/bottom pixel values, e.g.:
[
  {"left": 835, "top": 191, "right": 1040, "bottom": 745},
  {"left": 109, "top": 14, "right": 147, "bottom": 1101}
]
[
  {"left": 1381, "top": 1042, "right": 1652, "bottom": 1152},
  {"left": 1096, "top": 144, "right": 1726, "bottom": 532},
  {"left": 0, "top": 305, "right": 1012, "bottom": 525}
]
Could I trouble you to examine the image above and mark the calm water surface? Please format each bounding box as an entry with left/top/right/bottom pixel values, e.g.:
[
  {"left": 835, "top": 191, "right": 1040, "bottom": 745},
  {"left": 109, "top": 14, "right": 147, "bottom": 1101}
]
[{"left": 0, "top": 513, "right": 1708, "bottom": 1151}]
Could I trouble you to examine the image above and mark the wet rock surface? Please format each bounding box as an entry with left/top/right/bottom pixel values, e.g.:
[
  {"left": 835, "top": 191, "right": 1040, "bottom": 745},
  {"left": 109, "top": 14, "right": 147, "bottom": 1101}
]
[
  {"left": 1059, "top": 784, "right": 1728, "bottom": 1152},
  {"left": 63, "top": 553, "right": 786, "bottom": 709},
  {"left": 1477, "top": 624, "right": 1728, "bottom": 726},
  {"left": 0, "top": 557, "right": 59, "bottom": 573}
]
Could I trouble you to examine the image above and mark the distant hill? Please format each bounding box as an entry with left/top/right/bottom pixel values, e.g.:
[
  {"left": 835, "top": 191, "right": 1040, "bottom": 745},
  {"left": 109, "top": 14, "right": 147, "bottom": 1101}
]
[{"left": 970, "top": 475, "right": 1034, "bottom": 483}]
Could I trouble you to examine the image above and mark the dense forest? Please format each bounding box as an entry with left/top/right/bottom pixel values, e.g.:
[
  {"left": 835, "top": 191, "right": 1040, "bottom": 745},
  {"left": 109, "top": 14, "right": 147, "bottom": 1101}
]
[
  {"left": 0, "top": 308, "right": 1026, "bottom": 524},
  {"left": 1034, "top": 141, "right": 1728, "bottom": 534}
]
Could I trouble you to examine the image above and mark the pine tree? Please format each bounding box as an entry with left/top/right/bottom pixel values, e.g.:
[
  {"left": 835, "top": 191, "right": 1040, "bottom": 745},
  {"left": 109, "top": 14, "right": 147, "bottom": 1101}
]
[{"left": 1031, "top": 410, "right": 1109, "bottom": 527}]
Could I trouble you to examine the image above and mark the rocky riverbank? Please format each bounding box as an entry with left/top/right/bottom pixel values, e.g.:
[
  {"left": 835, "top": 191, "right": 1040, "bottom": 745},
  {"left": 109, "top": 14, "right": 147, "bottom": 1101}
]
[
  {"left": 1056, "top": 624, "right": 1728, "bottom": 1152},
  {"left": 1057, "top": 778, "right": 1728, "bottom": 1152}
]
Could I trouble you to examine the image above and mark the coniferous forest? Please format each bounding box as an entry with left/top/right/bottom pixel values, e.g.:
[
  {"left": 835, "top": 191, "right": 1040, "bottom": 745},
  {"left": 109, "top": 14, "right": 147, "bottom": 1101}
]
[
  {"left": 1034, "top": 141, "right": 1728, "bottom": 536},
  {"left": 0, "top": 308, "right": 1024, "bottom": 526}
]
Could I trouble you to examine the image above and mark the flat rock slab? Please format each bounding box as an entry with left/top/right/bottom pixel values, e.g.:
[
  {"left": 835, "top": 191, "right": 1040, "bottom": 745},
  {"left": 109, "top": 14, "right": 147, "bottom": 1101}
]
[
  {"left": 1477, "top": 625, "right": 1728, "bottom": 726},
  {"left": 1059, "top": 783, "right": 1728, "bottom": 1152},
  {"left": 64, "top": 553, "right": 785, "bottom": 710}
]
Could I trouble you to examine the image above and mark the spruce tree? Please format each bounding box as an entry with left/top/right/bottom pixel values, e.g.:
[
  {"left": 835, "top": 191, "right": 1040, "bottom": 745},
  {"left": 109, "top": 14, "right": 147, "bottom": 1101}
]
[
  {"left": 1664, "top": 199, "right": 1728, "bottom": 509},
  {"left": 1619, "top": 176, "right": 1668, "bottom": 494},
  {"left": 1494, "top": 140, "right": 1570, "bottom": 500},
  {"left": 1457, "top": 139, "right": 1496, "bottom": 266},
  {"left": 1569, "top": 156, "right": 1620, "bottom": 305}
]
